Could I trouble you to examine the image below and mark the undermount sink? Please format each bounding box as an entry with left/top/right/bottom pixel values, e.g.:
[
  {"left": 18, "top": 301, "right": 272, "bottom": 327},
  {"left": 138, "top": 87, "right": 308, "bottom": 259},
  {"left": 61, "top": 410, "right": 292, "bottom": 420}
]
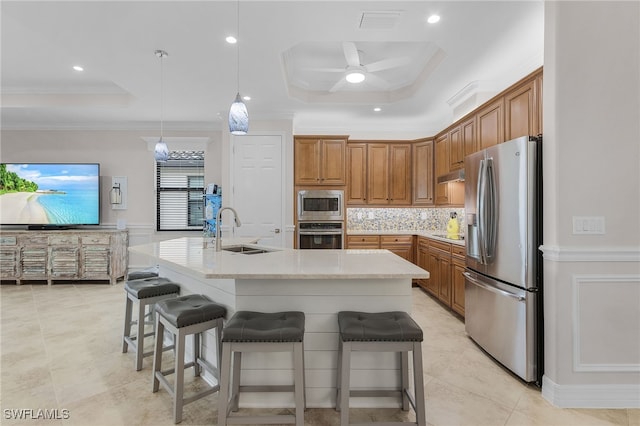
[{"left": 222, "top": 244, "right": 277, "bottom": 255}]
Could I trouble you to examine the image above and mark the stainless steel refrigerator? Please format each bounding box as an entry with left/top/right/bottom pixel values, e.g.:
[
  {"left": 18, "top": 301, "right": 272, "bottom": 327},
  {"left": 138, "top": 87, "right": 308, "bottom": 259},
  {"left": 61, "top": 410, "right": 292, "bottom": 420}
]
[{"left": 464, "top": 135, "right": 543, "bottom": 384}]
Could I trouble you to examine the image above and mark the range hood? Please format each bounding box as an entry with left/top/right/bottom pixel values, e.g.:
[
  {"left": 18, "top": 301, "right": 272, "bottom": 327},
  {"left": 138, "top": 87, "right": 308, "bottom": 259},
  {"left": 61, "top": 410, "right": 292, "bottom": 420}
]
[{"left": 437, "top": 169, "right": 465, "bottom": 184}]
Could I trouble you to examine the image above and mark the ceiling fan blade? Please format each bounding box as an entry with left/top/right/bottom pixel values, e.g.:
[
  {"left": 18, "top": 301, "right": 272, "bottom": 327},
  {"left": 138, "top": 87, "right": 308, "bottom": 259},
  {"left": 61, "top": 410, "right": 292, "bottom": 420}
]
[
  {"left": 343, "top": 42, "right": 361, "bottom": 67},
  {"left": 329, "top": 78, "right": 348, "bottom": 93},
  {"left": 365, "top": 56, "right": 412, "bottom": 73},
  {"left": 302, "top": 67, "right": 345, "bottom": 73},
  {"left": 364, "top": 73, "right": 390, "bottom": 90}
]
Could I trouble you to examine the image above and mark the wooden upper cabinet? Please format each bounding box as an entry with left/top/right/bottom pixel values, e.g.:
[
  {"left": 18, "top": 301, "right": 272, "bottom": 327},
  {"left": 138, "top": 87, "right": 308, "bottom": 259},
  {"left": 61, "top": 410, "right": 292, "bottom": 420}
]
[
  {"left": 434, "top": 133, "right": 449, "bottom": 177},
  {"left": 388, "top": 144, "right": 412, "bottom": 205},
  {"left": 346, "top": 143, "right": 367, "bottom": 204},
  {"left": 476, "top": 98, "right": 505, "bottom": 150},
  {"left": 367, "top": 143, "right": 389, "bottom": 204},
  {"left": 294, "top": 136, "right": 346, "bottom": 186},
  {"left": 462, "top": 116, "right": 477, "bottom": 157},
  {"left": 504, "top": 78, "right": 538, "bottom": 141},
  {"left": 536, "top": 72, "right": 543, "bottom": 135},
  {"left": 448, "top": 125, "right": 464, "bottom": 171},
  {"left": 413, "top": 139, "right": 434, "bottom": 206}
]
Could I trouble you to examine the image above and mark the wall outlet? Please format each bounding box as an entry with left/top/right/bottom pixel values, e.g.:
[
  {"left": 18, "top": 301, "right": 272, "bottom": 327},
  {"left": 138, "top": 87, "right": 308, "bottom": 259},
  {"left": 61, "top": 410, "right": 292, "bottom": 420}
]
[
  {"left": 367, "top": 212, "right": 375, "bottom": 220},
  {"left": 572, "top": 216, "right": 605, "bottom": 234},
  {"left": 357, "top": 212, "right": 363, "bottom": 220},
  {"left": 420, "top": 211, "right": 427, "bottom": 220}
]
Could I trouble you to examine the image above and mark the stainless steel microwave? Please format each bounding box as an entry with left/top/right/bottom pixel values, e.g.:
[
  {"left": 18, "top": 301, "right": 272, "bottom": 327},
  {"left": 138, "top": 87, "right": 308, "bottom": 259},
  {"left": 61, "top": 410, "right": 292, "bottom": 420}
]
[{"left": 297, "top": 189, "right": 344, "bottom": 221}]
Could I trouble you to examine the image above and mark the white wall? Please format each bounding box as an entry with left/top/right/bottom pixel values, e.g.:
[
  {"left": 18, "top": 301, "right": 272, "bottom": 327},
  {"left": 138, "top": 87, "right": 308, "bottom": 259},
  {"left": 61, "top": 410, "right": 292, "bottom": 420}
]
[{"left": 541, "top": 1, "right": 640, "bottom": 407}]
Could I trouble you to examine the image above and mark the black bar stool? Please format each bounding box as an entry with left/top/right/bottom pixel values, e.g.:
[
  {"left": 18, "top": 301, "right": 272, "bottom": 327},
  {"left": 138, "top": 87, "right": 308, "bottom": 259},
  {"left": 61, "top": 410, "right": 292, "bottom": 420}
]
[
  {"left": 152, "top": 294, "right": 226, "bottom": 424},
  {"left": 217, "top": 311, "right": 306, "bottom": 426},
  {"left": 122, "top": 276, "right": 180, "bottom": 370},
  {"left": 336, "top": 311, "right": 426, "bottom": 426}
]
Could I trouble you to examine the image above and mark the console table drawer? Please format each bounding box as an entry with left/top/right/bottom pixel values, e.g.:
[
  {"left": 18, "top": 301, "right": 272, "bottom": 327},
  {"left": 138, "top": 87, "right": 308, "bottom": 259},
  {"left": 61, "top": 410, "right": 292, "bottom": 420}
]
[
  {"left": 81, "top": 235, "right": 110, "bottom": 245},
  {"left": 49, "top": 235, "right": 79, "bottom": 245}
]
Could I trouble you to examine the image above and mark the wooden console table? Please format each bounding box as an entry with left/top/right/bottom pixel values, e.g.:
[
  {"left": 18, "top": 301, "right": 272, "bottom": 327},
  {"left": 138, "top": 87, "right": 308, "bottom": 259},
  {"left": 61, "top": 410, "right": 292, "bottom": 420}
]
[{"left": 0, "top": 229, "right": 128, "bottom": 285}]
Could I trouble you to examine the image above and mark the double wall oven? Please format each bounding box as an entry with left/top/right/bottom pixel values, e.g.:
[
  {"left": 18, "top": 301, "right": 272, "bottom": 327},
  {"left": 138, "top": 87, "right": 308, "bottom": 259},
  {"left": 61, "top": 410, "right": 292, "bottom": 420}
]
[{"left": 297, "top": 189, "right": 344, "bottom": 249}]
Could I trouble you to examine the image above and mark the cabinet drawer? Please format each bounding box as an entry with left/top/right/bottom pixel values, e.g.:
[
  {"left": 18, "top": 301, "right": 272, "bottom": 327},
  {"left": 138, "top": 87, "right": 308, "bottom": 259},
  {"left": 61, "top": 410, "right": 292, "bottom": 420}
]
[
  {"left": 0, "top": 236, "right": 17, "bottom": 245},
  {"left": 20, "top": 235, "right": 48, "bottom": 245},
  {"left": 428, "top": 239, "right": 451, "bottom": 253},
  {"left": 81, "top": 235, "right": 110, "bottom": 245},
  {"left": 417, "top": 236, "right": 429, "bottom": 248},
  {"left": 347, "top": 235, "right": 380, "bottom": 245},
  {"left": 452, "top": 245, "right": 466, "bottom": 259},
  {"left": 380, "top": 235, "right": 413, "bottom": 245},
  {"left": 49, "top": 235, "right": 79, "bottom": 245}
]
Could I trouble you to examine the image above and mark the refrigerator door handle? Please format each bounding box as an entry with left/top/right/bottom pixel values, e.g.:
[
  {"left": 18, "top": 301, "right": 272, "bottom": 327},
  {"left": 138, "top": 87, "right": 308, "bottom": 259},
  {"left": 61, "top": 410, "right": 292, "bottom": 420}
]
[
  {"left": 464, "top": 272, "right": 526, "bottom": 301},
  {"left": 477, "top": 159, "right": 487, "bottom": 264},
  {"left": 484, "top": 158, "right": 498, "bottom": 262}
]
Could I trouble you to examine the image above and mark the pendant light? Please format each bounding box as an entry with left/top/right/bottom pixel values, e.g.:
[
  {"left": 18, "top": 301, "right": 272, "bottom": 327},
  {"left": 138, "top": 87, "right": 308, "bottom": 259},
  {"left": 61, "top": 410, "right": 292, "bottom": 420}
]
[
  {"left": 154, "top": 50, "right": 169, "bottom": 162},
  {"left": 228, "top": 0, "right": 248, "bottom": 135}
]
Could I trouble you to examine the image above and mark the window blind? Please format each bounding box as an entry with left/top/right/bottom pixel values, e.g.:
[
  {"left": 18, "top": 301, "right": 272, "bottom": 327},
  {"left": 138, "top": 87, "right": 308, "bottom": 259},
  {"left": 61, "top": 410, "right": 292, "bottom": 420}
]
[{"left": 156, "top": 151, "right": 205, "bottom": 231}]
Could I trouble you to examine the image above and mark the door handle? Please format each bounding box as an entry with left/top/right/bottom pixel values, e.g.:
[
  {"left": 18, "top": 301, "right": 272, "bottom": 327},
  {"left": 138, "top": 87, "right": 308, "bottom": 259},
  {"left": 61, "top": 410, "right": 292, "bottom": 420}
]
[
  {"left": 273, "top": 228, "right": 281, "bottom": 234},
  {"left": 463, "top": 272, "right": 525, "bottom": 301}
]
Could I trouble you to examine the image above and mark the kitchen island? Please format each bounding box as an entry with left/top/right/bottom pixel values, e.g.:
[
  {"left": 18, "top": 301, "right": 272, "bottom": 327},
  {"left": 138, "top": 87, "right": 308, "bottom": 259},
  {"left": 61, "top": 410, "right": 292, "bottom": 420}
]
[{"left": 129, "top": 237, "right": 428, "bottom": 408}]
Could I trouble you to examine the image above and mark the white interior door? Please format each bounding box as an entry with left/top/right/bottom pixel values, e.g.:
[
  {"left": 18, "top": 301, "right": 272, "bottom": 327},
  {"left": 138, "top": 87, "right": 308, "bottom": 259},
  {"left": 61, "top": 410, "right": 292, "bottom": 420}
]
[{"left": 231, "top": 134, "right": 284, "bottom": 247}]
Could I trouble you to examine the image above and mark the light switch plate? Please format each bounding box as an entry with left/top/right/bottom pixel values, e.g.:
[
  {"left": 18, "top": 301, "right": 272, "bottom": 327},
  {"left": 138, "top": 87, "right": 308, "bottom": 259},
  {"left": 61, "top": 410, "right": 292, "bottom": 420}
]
[
  {"left": 572, "top": 216, "right": 605, "bottom": 234},
  {"left": 111, "top": 176, "right": 128, "bottom": 210}
]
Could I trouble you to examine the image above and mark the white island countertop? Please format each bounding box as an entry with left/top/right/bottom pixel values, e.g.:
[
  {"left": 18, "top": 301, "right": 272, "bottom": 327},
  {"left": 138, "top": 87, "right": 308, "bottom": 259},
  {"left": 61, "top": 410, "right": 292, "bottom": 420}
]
[{"left": 129, "top": 237, "right": 429, "bottom": 280}]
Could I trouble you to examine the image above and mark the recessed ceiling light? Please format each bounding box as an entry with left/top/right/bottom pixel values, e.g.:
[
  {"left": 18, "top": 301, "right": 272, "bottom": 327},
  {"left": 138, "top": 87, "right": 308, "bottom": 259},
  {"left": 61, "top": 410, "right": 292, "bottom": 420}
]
[
  {"left": 226, "top": 35, "right": 237, "bottom": 44},
  {"left": 346, "top": 71, "right": 366, "bottom": 84},
  {"left": 427, "top": 15, "right": 440, "bottom": 24},
  {"left": 242, "top": 95, "right": 251, "bottom": 101},
  {"left": 72, "top": 65, "right": 84, "bottom": 72},
  {"left": 373, "top": 107, "right": 382, "bottom": 112}
]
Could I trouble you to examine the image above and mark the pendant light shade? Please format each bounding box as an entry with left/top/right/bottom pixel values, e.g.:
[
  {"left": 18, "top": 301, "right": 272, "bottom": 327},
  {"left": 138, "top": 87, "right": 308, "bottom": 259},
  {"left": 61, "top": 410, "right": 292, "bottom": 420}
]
[
  {"left": 154, "top": 50, "right": 169, "bottom": 162},
  {"left": 229, "top": 93, "right": 248, "bottom": 135},
  {"left": 229, "top": 0, "right": 248, "bottom": 134}
]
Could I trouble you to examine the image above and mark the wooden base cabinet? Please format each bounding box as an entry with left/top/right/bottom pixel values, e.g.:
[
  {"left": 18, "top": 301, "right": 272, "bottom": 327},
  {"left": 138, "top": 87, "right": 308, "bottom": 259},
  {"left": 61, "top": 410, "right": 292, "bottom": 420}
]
[
  {"left": 347, "top": 235, "right": 414, "bottom": 263},
  {"left": 415, "top": 236, "right": 465, "bottom": 318},
  {"left": 0, "top": 230, "right": 128, "bottom": 285},
  {"left": 451, "top": 245, "right": 466, "bottom": 317}
]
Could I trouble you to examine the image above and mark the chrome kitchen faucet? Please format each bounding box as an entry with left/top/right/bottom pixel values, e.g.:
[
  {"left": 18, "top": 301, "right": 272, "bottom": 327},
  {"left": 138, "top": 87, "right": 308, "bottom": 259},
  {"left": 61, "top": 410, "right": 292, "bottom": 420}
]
[{"left": 215, "top": 207, "right": 242, "bottom": 251}]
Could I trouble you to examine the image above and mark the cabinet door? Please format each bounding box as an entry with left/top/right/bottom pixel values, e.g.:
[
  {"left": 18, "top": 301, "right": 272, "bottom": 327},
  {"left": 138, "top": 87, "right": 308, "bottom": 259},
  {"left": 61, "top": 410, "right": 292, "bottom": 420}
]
[
  {"left": 449, "top": 126, "right": 464, "bottom": 170},
  {"left": 437, "top": 253, "right": 452, "bottom": 306},
  {"left": 388, "top": 144, "right": 412, "bottom": 205},
  {"left": 321, "top": 139, "right": 346, "bottom": 185},
  {"left": 294, "top": 138, "right": 321, "bottom": 185},
  {"left": 413, "top": 140, "right": 434, "bottom": 206},
  {"left": 367, "top": 144, "right": 389, "bottom": 204},
  {"left": 505, "top": 79, "right": 537, "bottom": 141},
  {"left": 451, "top": 258, "right": 466, "bottom": 317},
  {"left": 50, "top": 247, "right": 79, "bottom": 278},
  {"left": 416, "top": 238, "right": 430, "bottom": 291},
  {"left": 425, "top": 249, "right": 440, "bottom": 297},
  {"left": 462, "top": 116, "right": 477, "bottom": 157},
  {"left": 346, "top": 143, "right": 367, "bottom": 204},
  {"left": 0, "top": 248, "right": 19, "bottom": 279},
  {"left": 434, "top": 133, "right": 449, "bottom": 177},
  {"left": 477, "top": 98, "right": 505, "bottom": 150},
  {"left": 536, "top": 73, "right": 543, "bottom": 135}
]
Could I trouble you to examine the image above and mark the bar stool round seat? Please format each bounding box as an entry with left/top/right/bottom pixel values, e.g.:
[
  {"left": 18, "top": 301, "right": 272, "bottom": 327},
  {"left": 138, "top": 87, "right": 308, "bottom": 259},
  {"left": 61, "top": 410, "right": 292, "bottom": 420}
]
[
  {"left": 217, "top": 311, "right": 306, "bottom": 426},
  {"left": 152, "top": 294, "right": 227, "bottom": 424},
  {"left": 122, "top": 277, "right": 180, "bottom": 371},
  {"left": 336, "top": 311, "right": 426, "bottom": 426}
]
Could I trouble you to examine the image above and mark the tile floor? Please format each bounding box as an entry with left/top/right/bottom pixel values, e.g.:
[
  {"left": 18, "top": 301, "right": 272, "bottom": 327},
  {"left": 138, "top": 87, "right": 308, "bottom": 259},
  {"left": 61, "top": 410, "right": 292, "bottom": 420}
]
[{"left": 1, "top": 281, "right": 637, "bottom": 426}]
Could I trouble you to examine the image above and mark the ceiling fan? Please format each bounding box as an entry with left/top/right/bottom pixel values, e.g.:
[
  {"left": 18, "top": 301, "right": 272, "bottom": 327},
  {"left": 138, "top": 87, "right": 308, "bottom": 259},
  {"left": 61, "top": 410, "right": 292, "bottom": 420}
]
[{"left": 307, "top": 42, "right": 412, "bottom": 92}]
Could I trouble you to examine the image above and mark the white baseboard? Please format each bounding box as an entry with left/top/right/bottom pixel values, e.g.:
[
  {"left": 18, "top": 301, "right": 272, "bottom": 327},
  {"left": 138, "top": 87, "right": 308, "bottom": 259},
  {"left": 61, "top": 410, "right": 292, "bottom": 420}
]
[{"left": 542, "top": 376, "right": 640, "bottom": 408}]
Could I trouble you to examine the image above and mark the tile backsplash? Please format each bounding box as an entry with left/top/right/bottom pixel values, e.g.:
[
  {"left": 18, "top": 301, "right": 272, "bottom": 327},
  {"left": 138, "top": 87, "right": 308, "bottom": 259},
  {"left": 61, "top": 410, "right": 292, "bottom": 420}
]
[{"left": 347, "top": 207, "right": 465, "bottom": 233}]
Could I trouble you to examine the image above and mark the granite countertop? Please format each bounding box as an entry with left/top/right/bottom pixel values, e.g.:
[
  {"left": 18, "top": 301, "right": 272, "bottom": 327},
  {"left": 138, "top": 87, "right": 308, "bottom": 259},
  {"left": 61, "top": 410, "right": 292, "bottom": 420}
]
[
  {"left": 347, "top": 229, "right": 466, "bottom": 246},
  {"left": 129, "top": 237, "right": 429, "bottom": 280}
]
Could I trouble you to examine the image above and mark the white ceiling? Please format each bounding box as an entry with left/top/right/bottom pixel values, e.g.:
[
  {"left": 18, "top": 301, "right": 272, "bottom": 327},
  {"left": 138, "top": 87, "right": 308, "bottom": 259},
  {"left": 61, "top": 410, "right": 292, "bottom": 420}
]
[{"left": 0, "top": 1, "right": 544, "bottom": 137}]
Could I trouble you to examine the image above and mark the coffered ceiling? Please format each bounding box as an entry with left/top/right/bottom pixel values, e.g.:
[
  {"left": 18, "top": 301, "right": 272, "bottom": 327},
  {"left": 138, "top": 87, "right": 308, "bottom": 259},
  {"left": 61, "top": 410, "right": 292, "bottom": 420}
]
[{"left": 0, "top": 1, "right": 544, "bottom": 136}]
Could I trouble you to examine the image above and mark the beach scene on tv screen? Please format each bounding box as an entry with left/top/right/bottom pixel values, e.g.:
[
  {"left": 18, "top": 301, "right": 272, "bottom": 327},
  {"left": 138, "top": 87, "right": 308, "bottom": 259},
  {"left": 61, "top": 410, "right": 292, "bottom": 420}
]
[{"left": 0, "top": 164, "right": 99, "bottom": 225}]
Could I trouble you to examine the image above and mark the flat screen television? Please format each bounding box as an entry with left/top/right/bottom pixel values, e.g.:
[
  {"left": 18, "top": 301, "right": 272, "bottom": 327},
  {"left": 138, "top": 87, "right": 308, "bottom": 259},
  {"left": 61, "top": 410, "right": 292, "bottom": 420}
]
[{"left": 0, "top": 163, "right": 100, "bottom": 229}]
